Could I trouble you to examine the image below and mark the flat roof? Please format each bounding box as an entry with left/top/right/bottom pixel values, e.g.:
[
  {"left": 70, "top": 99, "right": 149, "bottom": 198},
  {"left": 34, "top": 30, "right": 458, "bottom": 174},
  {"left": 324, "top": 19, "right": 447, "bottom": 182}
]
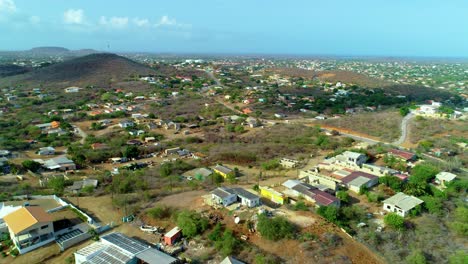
[
  {"left": 164, "top": 226, "right": 181, "bottom": 238},
  {"left": 383, "top": 192, "right": 423, "bottom": 211}
]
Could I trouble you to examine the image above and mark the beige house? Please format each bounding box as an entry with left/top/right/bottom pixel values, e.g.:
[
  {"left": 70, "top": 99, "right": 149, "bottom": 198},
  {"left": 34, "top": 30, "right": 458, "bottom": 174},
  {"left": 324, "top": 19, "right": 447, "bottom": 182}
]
[{"left": 3, "top": 207, "right": 55, "bottom": 254}]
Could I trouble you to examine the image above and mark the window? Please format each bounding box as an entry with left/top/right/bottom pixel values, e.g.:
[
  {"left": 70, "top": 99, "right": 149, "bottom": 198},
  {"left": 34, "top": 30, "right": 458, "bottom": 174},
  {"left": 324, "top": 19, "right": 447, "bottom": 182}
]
[
  {"left": 387, "top": 205, "right": 391, "bottom": 209},
  {"left": 41, "top": 225, "right": 49, "bottom": 230}
]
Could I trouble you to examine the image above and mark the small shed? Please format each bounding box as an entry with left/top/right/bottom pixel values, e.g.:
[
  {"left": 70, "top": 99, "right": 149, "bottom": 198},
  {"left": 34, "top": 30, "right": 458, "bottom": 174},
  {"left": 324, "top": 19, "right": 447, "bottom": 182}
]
[{"left": 164, "top": 226, "right": 181, "bottom": 246}]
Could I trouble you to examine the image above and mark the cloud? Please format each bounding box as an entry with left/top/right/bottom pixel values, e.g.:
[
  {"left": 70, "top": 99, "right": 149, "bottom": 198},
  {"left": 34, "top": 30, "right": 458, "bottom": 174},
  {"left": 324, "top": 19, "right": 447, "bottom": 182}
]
[
  {"left": 0, "top": 0, "right": 16, "bottom": 13},
  {"left": 63, "top": 9, "right": 84, "bottom": 24},
  {"left": 29, "top": 15, "right": 40, "bottom": 24},
  {"left": 155, "top": 15, "right": 191, "bottom": 29},
  {"left": 99, "top": 16, "right": 129, "bottom": 28},
  {"left": 133, "top": 17, "right": 149, "bottom": 27}
]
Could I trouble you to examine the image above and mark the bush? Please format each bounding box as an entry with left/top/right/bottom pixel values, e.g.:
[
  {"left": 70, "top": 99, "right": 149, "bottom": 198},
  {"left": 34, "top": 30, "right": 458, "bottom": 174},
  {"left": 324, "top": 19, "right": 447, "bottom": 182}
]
[
  {"left": 293, "top": 201, "right": 309, "bottom": 211},
  {"left": 257, "top": 214, "right": 295, "bottom": 240},
  {"left": 261, "top": 159, "right": 280, "bottom": 170},
  {"left": 406, "top": 250, "right": 427, "bottom": 264},
  {"left": 147, "top": 206, "right": 172, "bottom": 219},
  {"left": 317, "top": 206, "right": 339, "bottom": 223},
  {"left": 384, "top": 213, "right": 405, "bottom": 230},
  {"left": 21, "top": 159, "right": 41, "bottom": 172},
  {"left": 336, "top": 191, "right": 350, "bottom": 203}
]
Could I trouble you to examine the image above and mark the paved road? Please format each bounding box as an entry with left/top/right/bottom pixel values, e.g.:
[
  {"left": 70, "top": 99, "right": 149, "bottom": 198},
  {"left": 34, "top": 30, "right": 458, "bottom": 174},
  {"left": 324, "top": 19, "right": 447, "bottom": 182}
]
[
  {"left": 205, "top": 70, "right": 222, "bottom": 86},
  {"left": 392, "top": 112, "right": 415, "bottom": 146}
]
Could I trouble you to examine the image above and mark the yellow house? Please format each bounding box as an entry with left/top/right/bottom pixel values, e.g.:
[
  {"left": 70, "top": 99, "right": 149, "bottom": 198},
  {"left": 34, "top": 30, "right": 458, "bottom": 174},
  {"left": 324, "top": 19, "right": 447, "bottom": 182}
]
[
  {"left": 3, "top": 206, "right": 55, "bottom": 253},
  {"left": 213, "top": 165, "right": 233, "bottom": 178},
  {"left": 259, "top": 186, "right": 287, "bottom": 205}
]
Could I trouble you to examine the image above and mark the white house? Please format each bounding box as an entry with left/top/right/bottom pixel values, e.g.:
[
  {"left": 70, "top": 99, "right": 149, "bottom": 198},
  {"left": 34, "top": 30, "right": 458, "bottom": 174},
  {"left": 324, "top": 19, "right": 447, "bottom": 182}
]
[
  {"left": 37, "top": 147, "right": 55, "bottom": 156},
  {"left": 280, "top": 158, "right": 299, "bottom": 168},
  {"left": 211, "top": 187, "right": 237, "bottom": 206},
  {"left": 119, "top": 120, "right": 135, "bottom": 128},
  {"left": 435, "top": 172, "right": 457, "bottom": 188},
  {"left": 383, "top": 192, "right": 424, "bottom": 217},
  {"left": 231, "top": 188, "right": 260, "bottom": 208}
]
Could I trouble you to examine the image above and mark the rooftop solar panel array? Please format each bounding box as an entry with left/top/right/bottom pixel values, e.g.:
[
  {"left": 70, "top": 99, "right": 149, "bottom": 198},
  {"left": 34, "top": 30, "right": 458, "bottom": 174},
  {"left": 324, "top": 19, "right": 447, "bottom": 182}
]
[{"left": 101, "top": 233, "right": 149, "bottom": 255}]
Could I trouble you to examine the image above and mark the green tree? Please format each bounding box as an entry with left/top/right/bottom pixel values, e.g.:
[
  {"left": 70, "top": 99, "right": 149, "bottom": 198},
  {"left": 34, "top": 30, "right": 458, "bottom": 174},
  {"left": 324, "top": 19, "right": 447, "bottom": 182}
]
[
  {"left": 122, "top": 145, "right": 139, "bottom": 159},
  {"left": 215, "top": 229, "right": 240, "bottom": 256},
  {"left": 336, "top": 191, "right": 350, "bottom": 203},
  {"left": 176, "top": 210, "right": 209, "bottom": 238},
  {"left": 317, "top": 206, "right": 339, "bottom": 223},
  {"left": 48, "top": 177, "right": 66, "bottom": 195},
  {"left": 21, "top": 160, "right": 41, "bottom": 172},
  {"left": 410, "top": 164, "right": 439, "bottom": 184},
  {"left": 384, "top": 213, "right": 405, "bottom": 230},
  {"left": 399, "top": 107, "right": 410, "bottom": 116}
]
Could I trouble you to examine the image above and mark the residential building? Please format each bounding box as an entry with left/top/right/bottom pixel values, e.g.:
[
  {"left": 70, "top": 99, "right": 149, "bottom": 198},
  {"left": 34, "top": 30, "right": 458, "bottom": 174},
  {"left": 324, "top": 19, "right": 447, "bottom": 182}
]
[
  {"left": 382, "top": 192, "right": 424, "bottom": 217},
  {"left": 231, "top": 188, "right": 260, "bottom": 207},
  {"left": 335, "top": 151, "right": 368, "bottom": 167},
  {"left": 388, "top": 149, "right": 417, "bottom": 162},
  {"left": 282, "top": 180, "right": 340, "bottom": 207},
  {"left": 37, "top": 147, "right": 55, "bottom": 156},
  {"left": 164, "top": 226, "right": 182, "bottom": 246},
  {"left": 340, "top": 171, "right": 379, "bottom": 193},
  {"left": 435, "top": 172, "right": 457, "bottom": 188},
  {"left": 211, "top": 187, "right": 237, "bottom": 206},
  {"left": 3, "top": 206, "right": 54, "bottom": 254},
  {"left": 75, "top": 232, "right": 178, "bottom": 264},
  {"left": 41, "top": 156, "right": 76, "bottom": 171},
  {"left": 259, "top": 186, "right": 287, "bottom": 204},
  {"left": 213, "top": 165, "right": 234, "bottom": 178},
  {"left": 280, "top": 158, "right": 299, "bottom": 168},
  {"left": 220, "top": 256, "right": 245, "bottom": 264},
  {"left": 64, "top": 86, "right": 81, "bottom": 93},
  {"left": 299, "top": 170, "right": 338, "bottom": 191},
  {"left": 119, "top": 120, "right": 134, "bottom": 128}
]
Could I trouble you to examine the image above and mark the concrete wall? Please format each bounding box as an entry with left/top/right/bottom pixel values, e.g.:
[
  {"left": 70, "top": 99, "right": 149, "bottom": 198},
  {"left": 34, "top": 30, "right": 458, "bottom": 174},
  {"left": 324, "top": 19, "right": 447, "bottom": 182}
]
[{"left": 59, "top": 232, "right": 92, "bottom": 251}]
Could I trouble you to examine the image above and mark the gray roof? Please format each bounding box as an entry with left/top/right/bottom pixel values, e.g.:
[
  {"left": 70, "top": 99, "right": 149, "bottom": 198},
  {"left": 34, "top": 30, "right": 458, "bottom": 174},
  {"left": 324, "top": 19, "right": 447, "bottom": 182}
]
[
  {"left": 231, "top": 188, "right": 259, "bottom": 201},
  {"left": 347, "top": 176, "right": 372, "bottom": 188},
  {"left": 136, "top": 248, "right": 178, "bottom": 264},
  {"left": 383, "top": 192, "right": 424, "bottom": 211},
  {"left": 214, "top": 165, "right": 233, "bottom": 175},
  {"left": 212, "top": 187, "right": 236, "bottom": 199},
  {"left": 194, "top": 168, "right": 213, "bottom": 178},
  {"left": 220, "top": 256, "right": 245, "bottom": 264}
]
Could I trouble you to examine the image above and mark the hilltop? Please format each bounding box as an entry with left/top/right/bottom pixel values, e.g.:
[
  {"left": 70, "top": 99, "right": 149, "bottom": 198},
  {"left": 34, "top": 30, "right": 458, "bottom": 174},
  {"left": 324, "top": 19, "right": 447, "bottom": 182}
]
[{"left": 0, "top": 53, "right": 157, "bottom": 88}]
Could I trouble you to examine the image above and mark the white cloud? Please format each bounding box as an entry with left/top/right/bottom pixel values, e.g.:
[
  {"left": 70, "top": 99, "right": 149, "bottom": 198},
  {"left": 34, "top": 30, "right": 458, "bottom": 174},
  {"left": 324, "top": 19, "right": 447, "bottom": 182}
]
[
  {"left": 100, "top": 16, "right": 129, "bottom": 28},
  {"left": 0, "top": 0, "right": 16, "bottom": 13},
  {"left": 155, "top": 15, "right": 191, "bottom": 29},
  {"left": 63, "top": 9, "right": 84, "bottom": 24},
  {"left": 29, "top": 15, "right": 40, "bottom": 24},
  {"left": 133, "top": 17, "right": 149, "bottom": 27}
]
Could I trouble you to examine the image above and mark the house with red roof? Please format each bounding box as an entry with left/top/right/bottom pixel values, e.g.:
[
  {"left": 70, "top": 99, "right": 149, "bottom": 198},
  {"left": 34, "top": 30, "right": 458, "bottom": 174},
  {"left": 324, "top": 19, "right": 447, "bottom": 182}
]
[
  {"left": 340, "top": 171, "right": 379, "bottom": 193},
  {"left": 282, "top": 180, "right": 340, "bottom": 207},
  {"left": 388, "top": 149, "right": 417, "bottom": 162}
]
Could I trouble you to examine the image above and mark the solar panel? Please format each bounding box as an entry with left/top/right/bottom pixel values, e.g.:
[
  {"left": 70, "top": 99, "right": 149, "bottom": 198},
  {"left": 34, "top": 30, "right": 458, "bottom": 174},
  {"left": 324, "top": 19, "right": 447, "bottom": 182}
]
[{"left": 102, "top": 233, "right": 149, "bottom": 255}]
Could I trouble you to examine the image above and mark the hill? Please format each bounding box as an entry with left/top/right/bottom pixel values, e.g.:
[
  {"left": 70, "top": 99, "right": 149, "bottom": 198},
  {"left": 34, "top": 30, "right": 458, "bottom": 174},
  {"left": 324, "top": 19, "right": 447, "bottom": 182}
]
[
  {"left": 0, "top": 53, "right": 157, "bottom": 88},
  {"left": 29, "top": 46, "right": 70, "bottom": 54},
  {"left": 0, "top": 64, "right": 30, "bottom": 77}
]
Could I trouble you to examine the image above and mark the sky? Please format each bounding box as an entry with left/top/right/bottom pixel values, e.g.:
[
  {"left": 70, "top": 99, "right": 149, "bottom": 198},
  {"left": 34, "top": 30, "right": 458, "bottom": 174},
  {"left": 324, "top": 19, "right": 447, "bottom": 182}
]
[{"left": 0, "top": 0, "right": 467, "bottom": 57}]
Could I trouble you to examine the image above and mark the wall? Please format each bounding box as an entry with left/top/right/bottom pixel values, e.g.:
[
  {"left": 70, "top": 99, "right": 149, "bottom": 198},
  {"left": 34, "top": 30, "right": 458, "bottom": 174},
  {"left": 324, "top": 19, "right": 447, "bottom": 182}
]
[{"left": 59, "top": 232, "right": 92, "bottom": 251}]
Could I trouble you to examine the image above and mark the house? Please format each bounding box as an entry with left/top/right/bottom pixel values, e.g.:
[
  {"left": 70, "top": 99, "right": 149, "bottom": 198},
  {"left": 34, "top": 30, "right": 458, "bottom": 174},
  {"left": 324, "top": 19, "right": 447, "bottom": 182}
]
[
  {"left": 66, "top": 179, "right": 98, "bottom": 193},
  {"left": 274, "top": 113, "right": 285, "bottom": 119},
  {"left": 0, "top": 203, "right": 21, "bottom": 229},
  {"left": 220, "top": 256, "right": 245, "bottom": 264},
  {"left": 382, "top": 192, "right": 424, "bottom": 217},
  {"left": 75, "top": 232, "right": 178, "bottom": 264},
  {"left": 3, "top": 206, "right": 54, "bottom": 254},
  {"left": 259, "top": 186, "right": 287, "bottom": 204},
  {"left": 37, "top": 147, "right": 55, "bottom": 156},
  {"left": 42, "top": 156, "right": 76, "bottom": 171},
  {"left": 246, "top": 117, "right": 260, "bottom": 128},
  {"left": 211, "top": 187, "right": 237, "bottom": 206},
  {"left": 64, "top": 86, "right": 81, "bottom": 93},
  {"left": 164, "top": 226, "right": 182, "bottom": 246},
  {"left": 340, "top": 171, "right": 379, "bottom": 193},
  {"left": 119, "top": 120, "right": 134, "bottom": 128},
  {"left": 435, "top": 172, "right": 457, "bottom": 188},
  {"left": 231, "top": 188, "right": 260, "bottom": 207},
  {"left": 338, "top": 151, "right": 368, "bottom": 167},
  {"left": 213, "top": 165, "right": 234, "bottom": 178},
  {"left": 388, "top": 149, "right": 417, "bottom": 162},
  {"left": 280, "top": 158, "right": 299, "bottom": 168},
  {"left": 282, "top": 180, "right": 340, "bottom": 207},
  {"left": 187, "top": 167, "right": 213, "bottom": 180},
  {"left": 165, "top": 147, "right": 180, "bottom": 155},
  {"left": 300, "top": 169, "right": 338, "bottom": 191}
]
